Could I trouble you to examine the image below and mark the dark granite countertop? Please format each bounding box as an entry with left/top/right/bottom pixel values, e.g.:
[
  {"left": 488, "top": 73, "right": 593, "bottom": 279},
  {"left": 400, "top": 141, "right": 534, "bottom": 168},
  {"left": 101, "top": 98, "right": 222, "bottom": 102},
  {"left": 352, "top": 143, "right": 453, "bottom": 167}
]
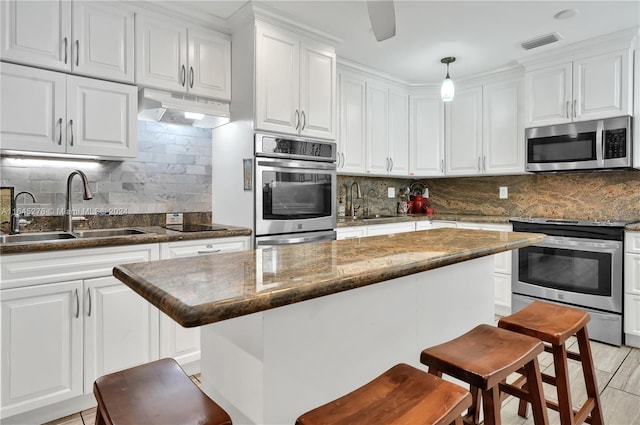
[
  {"left": 114, "top": 228, "right": 545, "bottom": 327},
  {"left": 0, "top": 224, "right": 252, "bottom": 255}
]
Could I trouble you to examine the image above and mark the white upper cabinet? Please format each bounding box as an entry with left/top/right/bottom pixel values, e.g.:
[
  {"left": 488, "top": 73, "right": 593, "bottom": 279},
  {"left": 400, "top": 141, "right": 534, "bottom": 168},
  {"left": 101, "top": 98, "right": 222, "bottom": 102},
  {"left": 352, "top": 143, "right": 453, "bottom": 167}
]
[
  {"left": 365, "top": 79, "right": 389, "bottom": 174},
  {"left": 445, "top": 86, "right": 483, "bottom": 175},
  {"left": 409, "top": 93, "right": 445, "bottom": 177},
  {"left": 1, "top": 63, "right": 137, "bottom": 158},
  {"left": 337, "top": 70, "right": 366, "bottom": 173},
  {"left": 388, "top": 87, "right": 410, "bottom": 176},
  {"left": 255, "top": 22, "right": 336, "bottom": 139},
  {"left": 136, "top": 14, "right": 231, "bottom": 100},
  {"left": 1, "top": 0, "right": 134, "bottom": 83},
  {"left": 525, "top": 49, "right": 632, "bottom": 126},
  {"left": 482, "top": 78, "right": 523, "bottom": 174}
]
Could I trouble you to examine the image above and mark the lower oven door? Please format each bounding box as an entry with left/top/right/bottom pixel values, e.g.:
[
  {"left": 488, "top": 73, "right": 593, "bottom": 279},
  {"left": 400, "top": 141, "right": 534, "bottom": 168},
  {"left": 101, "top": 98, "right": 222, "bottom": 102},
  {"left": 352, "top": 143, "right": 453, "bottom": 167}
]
[
  {"left": 255, "top": 230, "right": 336, "bottom": 249},
  {"left": 512, "top": 235, "right": 623, "bottom": 313},
  {"left": 255, "top": 157, "right": 336, "bottom": 236}
]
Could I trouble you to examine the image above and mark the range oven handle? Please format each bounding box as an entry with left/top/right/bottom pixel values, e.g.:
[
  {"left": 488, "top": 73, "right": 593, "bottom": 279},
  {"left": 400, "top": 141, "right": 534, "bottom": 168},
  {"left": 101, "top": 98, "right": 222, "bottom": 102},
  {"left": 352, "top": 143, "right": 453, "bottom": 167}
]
[
  {"left": 256, "top": 232, "right": 335, "bottom": 246},
  {"left": 536, "top": 235, "right": 622, "bottom": 252},
  {"left": 256, "top": 159, "right": 336, "bottom": 171}
]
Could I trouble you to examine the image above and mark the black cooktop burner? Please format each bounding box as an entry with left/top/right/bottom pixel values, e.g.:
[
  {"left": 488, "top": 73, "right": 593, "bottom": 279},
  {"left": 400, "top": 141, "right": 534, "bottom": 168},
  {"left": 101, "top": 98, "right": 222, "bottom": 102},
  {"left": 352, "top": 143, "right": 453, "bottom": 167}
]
[{"left": 164, "top": 224, "right": 228, "bottom": 232}]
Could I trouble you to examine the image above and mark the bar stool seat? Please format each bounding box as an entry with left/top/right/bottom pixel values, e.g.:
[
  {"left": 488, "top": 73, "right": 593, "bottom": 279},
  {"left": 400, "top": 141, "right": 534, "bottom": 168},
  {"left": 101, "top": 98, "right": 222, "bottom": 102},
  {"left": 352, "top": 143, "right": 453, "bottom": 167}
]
[
  {"left": 295, "top": 363, "right": 472, "bottom": 425},
  {"left": 498, "top": 301, "right": 604, "bottom": 425},
  {"left": 93, "top": 358, "right": 232, "bottom": 425},
  {"left": 420, "top": 324, "right": 549, "bottom": 425}
]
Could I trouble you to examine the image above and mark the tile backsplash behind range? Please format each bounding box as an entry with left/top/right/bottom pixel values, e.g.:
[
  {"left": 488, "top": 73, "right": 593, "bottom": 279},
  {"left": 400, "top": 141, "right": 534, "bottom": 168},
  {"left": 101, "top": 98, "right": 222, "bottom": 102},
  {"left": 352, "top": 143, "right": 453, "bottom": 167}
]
[{"left": 1, "top": 122, "right": 213, "bottom": 218}]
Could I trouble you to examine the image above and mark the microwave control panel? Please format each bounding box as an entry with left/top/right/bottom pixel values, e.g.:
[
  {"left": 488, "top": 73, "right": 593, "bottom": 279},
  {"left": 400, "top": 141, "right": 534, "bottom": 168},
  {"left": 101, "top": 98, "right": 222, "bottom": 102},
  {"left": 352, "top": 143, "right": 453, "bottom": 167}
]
[{"left": 604, "top": 128, "right": 627, "bottom": 159}]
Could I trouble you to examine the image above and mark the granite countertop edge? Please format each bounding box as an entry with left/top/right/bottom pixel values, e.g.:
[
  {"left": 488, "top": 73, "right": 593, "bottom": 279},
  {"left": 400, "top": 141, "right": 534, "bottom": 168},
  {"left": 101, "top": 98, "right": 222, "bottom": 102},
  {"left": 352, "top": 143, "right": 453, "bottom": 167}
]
[
  {"left": 114, "top": 230, "right": 545, "bottom": 328},
  {"left": 0, "top": 225, "right": 253, "bottom": 255}
]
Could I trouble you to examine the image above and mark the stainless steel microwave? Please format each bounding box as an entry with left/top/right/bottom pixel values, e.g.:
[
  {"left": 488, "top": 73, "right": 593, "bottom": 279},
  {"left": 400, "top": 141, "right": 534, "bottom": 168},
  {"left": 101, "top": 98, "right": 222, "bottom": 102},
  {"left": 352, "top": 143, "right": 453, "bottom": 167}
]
[{"left": 525, "top": 116, "right": 632, "bottom": 172}]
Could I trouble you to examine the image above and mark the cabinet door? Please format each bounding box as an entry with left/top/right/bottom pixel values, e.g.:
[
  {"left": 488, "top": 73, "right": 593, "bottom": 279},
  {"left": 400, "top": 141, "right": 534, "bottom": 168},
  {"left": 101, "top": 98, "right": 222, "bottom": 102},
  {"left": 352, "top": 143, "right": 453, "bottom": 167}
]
[
  {"left": 71, "top": 2, "right": 134, "bottom": 83},
  {"left": 84, "top": 276, "right": 159, "bottom": 392},
  {"left": 365, "top": 80, "right": 389, "bottom": 174},
  {"left": 255, "top": 24, "right": 300, "bottom": 135},
  {"left": 574, "top": 49, "right": 631, "bottom": 121},
  {"left": 483, "top": 78, "right": 524, "bottom": 174},
  {"left": 388, "top": 88, "right": 409, "bottom": 176},
  {"left": 445, "top": 86, "right": 483, "bottom": 175},
  {"left": 626, "top": 253, "right": 640, "bottom": 295},
  {"left": 337, "top": 71, "right": 366, "bottom": 173},
  {"left": 299, "top": 40, "right": 336, "bottom": 139},
  {"left": 624, "top": 294, "right": 640, "bottom": 338},
  {"left": 336, "top": 226, "right": 367, "bottom": 240},
  {"left": 1, "top": 281, "right": 83, "bottom": 418},
  {"left": 366, "top": 222, "right": 415, "bottom": 236},
  {"left": 409, "top": 94, "right": 444, "bottom": 176},
  {"left": 0, "top": 0, "right": 71, "bottom": 71},
  {"left": 135, "top": 15, "right": 187, "bottom": 92},
  {"left": 187, "top": 27, "right": 231, "bottom": 100},
  {"left": 0, "top": 63, "right": 66, "bottom": 154},
  {"left": 525, "top": 63, "right": 572, "bottom": 126},
  {"left": 66, "top": 75, "right": 137, "bottom": 158}
]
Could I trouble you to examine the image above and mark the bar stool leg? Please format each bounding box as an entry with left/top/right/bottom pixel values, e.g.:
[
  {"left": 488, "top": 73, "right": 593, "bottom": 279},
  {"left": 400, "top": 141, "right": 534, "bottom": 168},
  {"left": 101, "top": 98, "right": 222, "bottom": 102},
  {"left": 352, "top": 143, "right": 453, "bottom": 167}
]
[
  {"left": 576, "top": 327, "right": 604, "bottom": 425},
  {"left": 553, "top": 343, "right": 575, "bottom": 425},
  {"left": 482, "top": 386, "right": 502, "bottom": 425},
  {"left": 525, "top": 357, "right": 550, "bottom": 425}
]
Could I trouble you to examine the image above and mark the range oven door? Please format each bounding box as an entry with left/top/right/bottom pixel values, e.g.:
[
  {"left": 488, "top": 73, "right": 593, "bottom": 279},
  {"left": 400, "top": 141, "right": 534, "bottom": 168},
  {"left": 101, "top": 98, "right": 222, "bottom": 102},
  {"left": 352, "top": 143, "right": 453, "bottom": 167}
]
[
  {"left": 255, "top": 157, "right": 336, "bottom": 236},
  {"left": 512, "top": 235, "right": 623, "bottom": 313}
]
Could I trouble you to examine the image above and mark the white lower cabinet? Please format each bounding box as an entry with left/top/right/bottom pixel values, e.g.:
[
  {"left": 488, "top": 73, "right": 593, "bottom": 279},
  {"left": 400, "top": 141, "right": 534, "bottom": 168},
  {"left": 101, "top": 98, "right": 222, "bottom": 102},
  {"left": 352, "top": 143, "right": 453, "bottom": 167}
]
[
  {"left": 336, "top": 226, "right": 367, "bottom": 240},
  {"left": 0, "top": 244, "right": 159, "bottom": 420},
  {"left": 158, "top": 237, "right": 251, "bottom": 370},
  {"left": 624, "top": 232, "right": 640, "bottom": 347},
  {"left": 366, "top": 222, "right": 416, "bottom": 236}
]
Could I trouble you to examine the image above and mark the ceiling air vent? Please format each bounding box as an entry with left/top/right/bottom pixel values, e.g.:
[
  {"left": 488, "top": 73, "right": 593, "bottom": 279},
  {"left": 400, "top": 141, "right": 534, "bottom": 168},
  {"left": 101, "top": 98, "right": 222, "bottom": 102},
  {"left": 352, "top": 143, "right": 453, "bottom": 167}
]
[{"left": 520, "top": 32, "right": 562, "bottom": 50}]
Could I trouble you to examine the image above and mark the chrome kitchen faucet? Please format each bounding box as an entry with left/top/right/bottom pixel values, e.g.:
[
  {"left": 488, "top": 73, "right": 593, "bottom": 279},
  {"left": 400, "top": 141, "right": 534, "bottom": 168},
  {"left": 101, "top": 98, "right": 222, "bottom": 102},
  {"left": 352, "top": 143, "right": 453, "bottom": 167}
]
[{"left": 64, "top": 170, "right": 93, "bottom": 232}]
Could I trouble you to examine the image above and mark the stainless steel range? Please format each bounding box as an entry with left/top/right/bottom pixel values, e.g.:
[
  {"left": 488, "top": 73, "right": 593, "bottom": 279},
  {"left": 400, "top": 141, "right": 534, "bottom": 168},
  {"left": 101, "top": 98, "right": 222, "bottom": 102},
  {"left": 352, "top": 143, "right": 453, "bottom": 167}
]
[{"left": 510, "top": 217, "right": 630, "bottom": 346}]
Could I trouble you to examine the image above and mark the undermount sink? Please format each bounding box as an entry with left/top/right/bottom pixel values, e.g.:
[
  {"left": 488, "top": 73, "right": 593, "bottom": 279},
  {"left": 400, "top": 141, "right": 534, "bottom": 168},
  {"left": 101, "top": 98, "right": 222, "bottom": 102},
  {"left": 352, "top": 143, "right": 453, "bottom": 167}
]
[
  {"left": 0, "top": 232, "right": 77, "bottom": 243},
  {"left": 361, "top": 214, "right": 397, "bottom": 220},
  {"left": 74, "top": 228, "right": 150, "bottom": 238}
]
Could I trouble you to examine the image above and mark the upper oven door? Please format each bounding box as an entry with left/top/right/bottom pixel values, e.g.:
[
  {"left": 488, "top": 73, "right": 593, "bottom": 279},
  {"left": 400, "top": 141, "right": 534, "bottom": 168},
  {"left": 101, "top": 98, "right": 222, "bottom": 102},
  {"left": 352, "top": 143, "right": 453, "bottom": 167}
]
[
  {"left": 525, "top": 120, "right": 601, "bottom": 172},
  {"left": 512, "top": 235, "right": 623, "bottom": 313},
  {"left": 255, "top": 157, "right": 336, "bottom": 236}
]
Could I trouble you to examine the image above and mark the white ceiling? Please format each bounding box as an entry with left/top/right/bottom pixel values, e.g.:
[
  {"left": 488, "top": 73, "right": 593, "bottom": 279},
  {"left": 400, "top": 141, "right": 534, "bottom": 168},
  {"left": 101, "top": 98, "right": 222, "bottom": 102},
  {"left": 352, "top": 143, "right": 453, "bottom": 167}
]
[{"left": 147, "top": 0, "right": 640, "bottom": 84}]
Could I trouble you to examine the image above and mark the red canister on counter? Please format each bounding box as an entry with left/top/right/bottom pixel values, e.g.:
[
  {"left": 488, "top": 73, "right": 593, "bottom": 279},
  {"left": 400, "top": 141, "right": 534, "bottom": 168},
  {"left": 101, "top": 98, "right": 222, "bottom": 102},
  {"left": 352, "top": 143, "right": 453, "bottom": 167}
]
[{"left": 412, "top": 195, "right": 424, "bottom": 213}]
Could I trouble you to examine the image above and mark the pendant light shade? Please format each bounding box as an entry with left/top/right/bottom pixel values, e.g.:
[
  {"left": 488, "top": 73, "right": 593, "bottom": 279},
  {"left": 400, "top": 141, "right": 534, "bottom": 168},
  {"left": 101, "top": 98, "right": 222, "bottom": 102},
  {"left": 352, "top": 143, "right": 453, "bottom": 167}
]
[{"left": 440, "top": 57, "right": 456, "bottom": 102}]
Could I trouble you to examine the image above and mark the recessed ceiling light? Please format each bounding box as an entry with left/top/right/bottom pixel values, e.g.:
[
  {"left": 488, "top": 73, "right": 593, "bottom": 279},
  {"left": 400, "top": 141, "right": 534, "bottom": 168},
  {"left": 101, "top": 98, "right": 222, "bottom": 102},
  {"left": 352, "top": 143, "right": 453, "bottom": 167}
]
[{"left": 554, "top": 9, "right": 579, "bottom": 20}]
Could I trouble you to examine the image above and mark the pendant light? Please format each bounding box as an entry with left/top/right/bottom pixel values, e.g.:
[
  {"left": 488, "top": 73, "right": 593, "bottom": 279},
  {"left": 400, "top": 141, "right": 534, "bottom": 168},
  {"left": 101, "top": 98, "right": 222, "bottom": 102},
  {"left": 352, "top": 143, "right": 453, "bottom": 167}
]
[{"left": 440, "top": 57, "right": 456, "bottom": 102}]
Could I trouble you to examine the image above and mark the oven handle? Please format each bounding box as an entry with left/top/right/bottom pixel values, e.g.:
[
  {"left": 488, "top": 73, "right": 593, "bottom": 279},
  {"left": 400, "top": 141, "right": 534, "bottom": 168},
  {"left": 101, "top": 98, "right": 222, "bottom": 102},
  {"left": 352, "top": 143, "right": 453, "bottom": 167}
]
[
  {"left": 536, "top": 235, "right": 622, "bottom": 252},
  {"left": 256, "top": 159, "right": 336, "bottom": 171},
  {"left": 256, "top": 233, "right": 335, "bottom": 246}
]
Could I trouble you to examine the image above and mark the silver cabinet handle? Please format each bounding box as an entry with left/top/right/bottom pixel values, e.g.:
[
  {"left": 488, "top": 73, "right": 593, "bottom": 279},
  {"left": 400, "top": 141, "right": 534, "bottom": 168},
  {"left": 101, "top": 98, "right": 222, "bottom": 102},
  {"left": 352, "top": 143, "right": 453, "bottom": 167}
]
[
  {"left": 197, "top": 249, "right": 221, "bottom": 254},
  {"left": 483, "top": 156, "right": 486, "bottom": 172},
  {"left": 573, "top": 99, "right": 577, "bottom": 118},
  {"left": 58, "top": 118, "right": 63, "bottom": 145},
  {"left": 74, "top": 289, "right": 79, "bottom": 318},
  {"left": 69, "top": 119, "right": 74, "bottom": 146},
  {"left": 566, "top": 100, "right": 570, "bottom": 118},
  {"left": 190, "top": 66, "right": 194, "bottom": 88},
  {"left": 441, "top": 159, "right": 444, "bottom": 171},
  {"left": 477, "top": 156, "right": 481, "bottom": 172},
  {"left": 390, "top": 157, "right": 394, "bottom": 172},
  {"left": 86, "top": 288, "right": 92, "bottom": 317},
  {"left": 75, "top": 40, "right": 79, "bottom": 66},
  {"left": 301, "top": 110, "right": 306, "bottom": 131},
  {"left": 63, "top": 37, "right": 68, "bottom": 64},
  {"left": 181, "top": 65, "right": 186, "bottom": 86},
  {"left": 294, "top": 109, "right": 300, "bottom": 130}
]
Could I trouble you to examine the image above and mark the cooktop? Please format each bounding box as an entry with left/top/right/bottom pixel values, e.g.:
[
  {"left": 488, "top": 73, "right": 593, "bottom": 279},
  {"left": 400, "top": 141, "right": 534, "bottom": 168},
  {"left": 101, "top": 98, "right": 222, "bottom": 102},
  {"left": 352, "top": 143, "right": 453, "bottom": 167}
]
[{"left": 164, "top": 224, "right": 228, "bottom": 232}]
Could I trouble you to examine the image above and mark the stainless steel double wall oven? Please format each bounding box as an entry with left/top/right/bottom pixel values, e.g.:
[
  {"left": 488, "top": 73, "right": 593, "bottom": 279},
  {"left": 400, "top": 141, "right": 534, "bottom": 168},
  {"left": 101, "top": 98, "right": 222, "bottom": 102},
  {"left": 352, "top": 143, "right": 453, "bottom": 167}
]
[
  {"left": 511, "top": 218, "right": 629, "bottom": 346},
  {"left": 254, "top": 133, "right": 337, "bottom": 248}
]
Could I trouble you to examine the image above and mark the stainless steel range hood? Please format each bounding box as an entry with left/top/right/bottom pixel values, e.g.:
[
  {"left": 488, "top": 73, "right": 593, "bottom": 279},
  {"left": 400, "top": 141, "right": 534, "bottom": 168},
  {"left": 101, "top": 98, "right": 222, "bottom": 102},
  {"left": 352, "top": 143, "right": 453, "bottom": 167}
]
[{"left": 137, "top": 88, "right": 230, "bottom": 128}]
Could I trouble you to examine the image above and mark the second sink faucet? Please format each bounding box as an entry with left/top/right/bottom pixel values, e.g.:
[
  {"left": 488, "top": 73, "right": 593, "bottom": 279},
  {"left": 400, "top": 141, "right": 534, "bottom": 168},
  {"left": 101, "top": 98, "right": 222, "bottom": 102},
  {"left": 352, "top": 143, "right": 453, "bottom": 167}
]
[
  {"left": 10, "top": 191, "right": 37, "bottom": 234},
  {"left": 64, "top": 170, "right": 93, "bottom": 232}
]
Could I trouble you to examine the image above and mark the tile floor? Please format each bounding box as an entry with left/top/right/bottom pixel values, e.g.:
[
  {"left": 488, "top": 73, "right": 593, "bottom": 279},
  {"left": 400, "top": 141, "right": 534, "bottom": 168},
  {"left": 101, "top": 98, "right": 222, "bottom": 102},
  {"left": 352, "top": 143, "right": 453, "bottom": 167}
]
[{"left": 43, "top": 341, "right": 640, "bottom": 425}]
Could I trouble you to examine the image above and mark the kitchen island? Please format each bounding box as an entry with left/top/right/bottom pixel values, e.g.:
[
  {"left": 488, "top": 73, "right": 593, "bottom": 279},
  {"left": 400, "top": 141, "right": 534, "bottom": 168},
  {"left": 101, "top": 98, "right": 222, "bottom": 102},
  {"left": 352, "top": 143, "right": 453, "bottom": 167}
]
[{"left": 114, "top": 228, "right": 544, "bottom": 424}]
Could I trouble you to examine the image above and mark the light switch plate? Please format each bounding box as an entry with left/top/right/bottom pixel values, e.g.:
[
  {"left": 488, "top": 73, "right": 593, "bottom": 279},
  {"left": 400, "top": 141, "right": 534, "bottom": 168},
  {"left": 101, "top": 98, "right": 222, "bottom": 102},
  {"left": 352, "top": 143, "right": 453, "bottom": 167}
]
[
  {"left": 499, "top": 187, "right": 508, "bottom": 199},
  {"left": 388, "top": 187, "right": 396, "bottom": 198},
  {"left": 166, "top": 213, "right": 184, "bottom": 225}
]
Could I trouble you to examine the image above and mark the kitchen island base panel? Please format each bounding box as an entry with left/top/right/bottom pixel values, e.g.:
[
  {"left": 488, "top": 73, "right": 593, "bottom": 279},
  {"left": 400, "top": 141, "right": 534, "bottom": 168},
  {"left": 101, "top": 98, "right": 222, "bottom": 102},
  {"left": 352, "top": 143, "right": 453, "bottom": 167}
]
[{"left": 200, "top": 256, "right": 495, "bottom": 425}]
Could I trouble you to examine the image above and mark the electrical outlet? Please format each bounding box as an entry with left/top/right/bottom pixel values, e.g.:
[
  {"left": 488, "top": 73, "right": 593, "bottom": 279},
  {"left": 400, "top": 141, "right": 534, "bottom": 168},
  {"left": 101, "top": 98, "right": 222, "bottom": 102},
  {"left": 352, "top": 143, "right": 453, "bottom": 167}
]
[
  {"left": 387, "top": 187, "right": 396, "bottom": 198},
  {"left": 166, "top": 213, "right": 184, "bottom": 225},
  {"left": 499, "top": 187, "right": 508, "bottom": 199}
]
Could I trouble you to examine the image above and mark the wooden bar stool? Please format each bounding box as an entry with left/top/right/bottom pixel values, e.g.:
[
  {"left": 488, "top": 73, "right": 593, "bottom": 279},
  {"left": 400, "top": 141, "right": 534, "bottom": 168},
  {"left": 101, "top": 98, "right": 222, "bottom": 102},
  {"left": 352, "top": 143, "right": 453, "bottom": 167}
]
[
  {"left": 420, "top": 324, "right": 549, "bottom": 425},
  {"left": 498, "top": 301, "right": 604, "bottom": 425},
  {"left": 295, "top": 363, "right": 472, "bottom": 425},
  {"left": 93, "top": 358, "right": 232, "bottom": 425}
]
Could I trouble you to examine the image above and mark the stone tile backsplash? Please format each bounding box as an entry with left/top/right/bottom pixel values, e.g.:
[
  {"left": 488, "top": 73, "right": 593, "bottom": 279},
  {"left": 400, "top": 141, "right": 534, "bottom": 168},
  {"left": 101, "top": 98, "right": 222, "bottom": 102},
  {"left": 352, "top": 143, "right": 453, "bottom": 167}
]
[{"left": 1, "top": 122, "right": 213, "bottom": 220}]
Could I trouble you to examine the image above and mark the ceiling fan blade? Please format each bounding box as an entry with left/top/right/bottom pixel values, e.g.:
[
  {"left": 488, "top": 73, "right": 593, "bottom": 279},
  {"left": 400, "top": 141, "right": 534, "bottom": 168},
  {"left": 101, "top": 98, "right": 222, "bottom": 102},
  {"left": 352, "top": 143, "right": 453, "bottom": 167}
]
[{"left": 367, "top": 0, "right": 396, "bottom": 42}]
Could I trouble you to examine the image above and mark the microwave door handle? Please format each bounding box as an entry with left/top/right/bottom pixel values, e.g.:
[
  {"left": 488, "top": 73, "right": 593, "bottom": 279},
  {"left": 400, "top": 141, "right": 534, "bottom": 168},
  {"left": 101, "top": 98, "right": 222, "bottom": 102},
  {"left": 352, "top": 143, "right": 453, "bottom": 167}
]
[{"left": 596, "top": 119, "right": 604, "bottom": 165}]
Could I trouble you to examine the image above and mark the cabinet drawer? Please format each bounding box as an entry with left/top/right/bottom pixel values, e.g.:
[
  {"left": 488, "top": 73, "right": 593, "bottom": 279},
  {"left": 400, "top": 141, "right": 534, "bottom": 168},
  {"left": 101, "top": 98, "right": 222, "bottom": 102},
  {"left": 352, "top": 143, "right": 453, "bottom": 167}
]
[
  {"left": 626, "top": 231, "right": 640, "bottom": 253},
  {"left": 366, "top": 222, "right": 416, "bottom": 236},
  {"left": 1, "top": 244, "right": 159, "bottom": 289},
  {"left": 160, "top": 237, "right": 250, "bottom": 259},
  {"left": 336, "top": 226, "right": 366, "bottom": 240}
]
